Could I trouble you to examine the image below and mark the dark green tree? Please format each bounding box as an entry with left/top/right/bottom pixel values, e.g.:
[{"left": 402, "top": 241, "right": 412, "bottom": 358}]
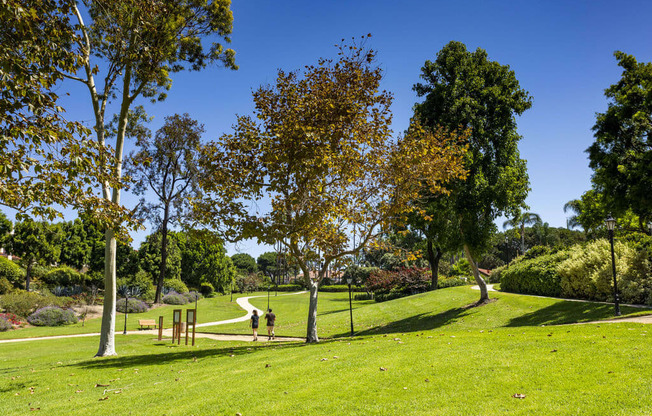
[
  {"left": 257, "top": 252, "right": 279, "bottom": 281},
  {"left": 413, "top": 41, "right": 532, "bottom": 301},
  {"left": 177, "top": 231, "right": 235, "bottom": 292},
  {"left": 588, "top": 52, "right": 652, "bottom": 230},
  {"left": 138, "top": 232, "right": 182, "bottom": 283},
  {"left": 231, "top": 253, "right": 257, "bottom": 275},
  {"left": 126, "top": 114, "right": 204, "bottom": 303},
  {"left": 9, "top": 220, "right": 62, "bottom": 291},
  {"left": 502, "top": 211, "right": 542, "bottom": 255}
]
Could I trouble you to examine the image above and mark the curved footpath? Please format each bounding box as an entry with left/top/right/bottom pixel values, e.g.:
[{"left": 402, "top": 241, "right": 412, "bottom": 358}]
[
  {"left": 0, "top": 292, "right": 306, "bottom": 344},
  {"left": 472, "top": 284, "right": 652, "bottom": 324}
]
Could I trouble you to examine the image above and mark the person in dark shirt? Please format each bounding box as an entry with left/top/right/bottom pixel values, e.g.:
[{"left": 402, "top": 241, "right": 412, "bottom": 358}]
[
  {"left": 264, "top": 308, "right": 276, "bottom": 340},
  {"left": 250, "top": 310, "right": 259, "bottom": 341}
]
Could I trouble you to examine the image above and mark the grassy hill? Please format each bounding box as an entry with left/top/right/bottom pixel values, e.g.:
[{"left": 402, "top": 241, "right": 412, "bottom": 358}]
[{"left": 1, "top": 287, "right": 651, "bottom": 415}]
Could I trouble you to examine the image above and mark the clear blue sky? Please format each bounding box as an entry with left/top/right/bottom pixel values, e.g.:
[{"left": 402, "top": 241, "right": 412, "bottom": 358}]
[{"left": 10, "top": 0, "right": 652, "bottom": 259}]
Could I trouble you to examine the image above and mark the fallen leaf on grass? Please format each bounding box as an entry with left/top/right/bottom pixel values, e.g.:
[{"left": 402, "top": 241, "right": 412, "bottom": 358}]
[
  {"left": 379, "top": 367, "right": 388, "bottom": 371},
  {"left": 512, "top": 393, "right": 526, "bottom": 399},
  {"left": 99, "top": 396, "right": 109, "bottom": 401},
  {"left": 113, "top": 390, "right": 122, "bottom": 394},
  {"left": 75, "top": 390, "right": 83, "bottom": 394},
  {"left": 425, "top": 379, "right": 430, "bottom": 382},
  {"left": 550, "top": 349, "right": 558, "bottom": 353},
  {"left": 30, "top": 408, "right": 40, "bottom": 411},
  {"left": 320, "top": 358, "right": 328, "bottom": 362},
  {"left": 95, "top": 384, "right": 110, "bottom": 388}
]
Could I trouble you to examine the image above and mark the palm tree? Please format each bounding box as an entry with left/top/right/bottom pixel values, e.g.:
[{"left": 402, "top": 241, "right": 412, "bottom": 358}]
[
  {"left": 503, "top": 212, "right": 542, "bottom": 255},
  {"left": 563, "top": 199, "right": 582, "bottom": 230}
]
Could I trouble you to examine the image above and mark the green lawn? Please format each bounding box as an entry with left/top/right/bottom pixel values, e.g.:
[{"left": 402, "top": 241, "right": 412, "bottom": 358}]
[
  {"left": 1, "top": 287, "right": 652, "bottom": 415},
  {"left": 0, "top": 294, "right": 245, "bottom": 340}
]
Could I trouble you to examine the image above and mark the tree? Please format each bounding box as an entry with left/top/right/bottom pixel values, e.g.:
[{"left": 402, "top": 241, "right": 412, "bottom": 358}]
[
  {"left": 588, "top": 52, "right": 652, "bottom": 229},
  {"left": 126, "top": 114, "right": 204, "bottom": 303},
  {"left": 231, "top": 253, "right": 257, "bottom": 275},
  {"left": 49, "top": 0, "right": 237, "bottom": 356},
  {"left": 563, "top": 200, "right": 582, "bottom": 230},
  {"left": 502, "top": 212, "right": 542, "bottom": 254},
  {"left": 194, "top": 39, "right": 467, "bottom": 342},
  {"left": 177, "top": 230, "right": 235, "bottom": 292},
  {"left": 257, "top": 252, "right": 279, "bottom": 281},
  {"left": 1, "top": 0, "right": 127, "bottom": 224},
  {"left": 9, "top": 220, "right": 62, "bottom": 291},
  {"left": 138, "top": 232, "right": 182, "bottom": 285},
  {"left": 413, "top": 41, "right": 532, "bottom": 302}
]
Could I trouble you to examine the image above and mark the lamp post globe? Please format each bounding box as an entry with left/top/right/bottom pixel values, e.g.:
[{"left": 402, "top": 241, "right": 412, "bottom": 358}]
[{"left": 605, "top": 215, "right": 620, "bottom": 316}]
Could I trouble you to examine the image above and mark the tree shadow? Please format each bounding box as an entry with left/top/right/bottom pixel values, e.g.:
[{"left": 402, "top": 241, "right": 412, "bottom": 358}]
[
  {"left": 351, "top": 306, "right": 474, "bottom": 336},
  {"left": 71, "top": 339, "right": 338, "bottom": 371},
  {"left": 504, "top": 301, "right": 639, "bottom": 327}
]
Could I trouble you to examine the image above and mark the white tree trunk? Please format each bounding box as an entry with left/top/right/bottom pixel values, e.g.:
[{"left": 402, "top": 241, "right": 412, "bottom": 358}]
[
  {"left": 306, "top": 279, "right": 319, "bottom": 343},
  {"left": 463, "top": 243, "right": 488, "bottom": 302},
  {"left": 96, "top": 228, "right": 117, "bottom": 356}
]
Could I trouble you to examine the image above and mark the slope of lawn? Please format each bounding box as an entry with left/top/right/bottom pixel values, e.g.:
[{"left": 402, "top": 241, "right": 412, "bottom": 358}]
[
  {"left": 206, "top": 286, "right": 648, "bottom": 338},
  {"left": 0, "top": 294, "right": 245, "bottom": 340},
  {"left": 1, "top": 287, "right": 652, "bottom": 415}
]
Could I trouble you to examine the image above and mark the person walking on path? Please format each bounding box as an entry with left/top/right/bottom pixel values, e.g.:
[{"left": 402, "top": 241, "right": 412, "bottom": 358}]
[
  {"left": 264, "top": 308, "right": 276, "bottom": 340},
  {"left": 250, "top": 310, "right": 259, "bottom": 341}
]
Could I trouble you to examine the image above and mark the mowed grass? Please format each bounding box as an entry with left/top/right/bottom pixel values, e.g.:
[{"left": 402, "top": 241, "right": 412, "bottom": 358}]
[
  {"left": 1, "top": 287, "right": 652, "bottom": 415},
  {"left": 0, "top": 294, "right": 245, "bottom": 340}
]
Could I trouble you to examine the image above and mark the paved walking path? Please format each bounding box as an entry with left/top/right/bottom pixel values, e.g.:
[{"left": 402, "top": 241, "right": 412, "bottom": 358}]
[{"left": 0, "top": 292, "right": 307, "bottom": 344}]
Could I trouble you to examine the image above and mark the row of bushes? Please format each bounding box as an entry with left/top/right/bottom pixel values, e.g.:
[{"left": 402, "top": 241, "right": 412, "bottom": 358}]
[
  {"left": 498, "top": 238, "right": 652, "bottom": 305},
  {"left": 0, "top": 291, "right": 76, "bottom": 318}
]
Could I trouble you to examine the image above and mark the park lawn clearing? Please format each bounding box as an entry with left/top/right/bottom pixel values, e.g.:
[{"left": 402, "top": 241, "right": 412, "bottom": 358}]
[
  {"left": 0, "top": 294, "right": 245, "bottom": 340},
  {"left": 1, "top": 287, "right": 652, "bottom": 415}
]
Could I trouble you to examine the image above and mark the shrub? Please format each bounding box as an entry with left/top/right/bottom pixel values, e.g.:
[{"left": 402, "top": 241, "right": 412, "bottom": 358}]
[
  {"left": 523, "top": 245, "right": 552, "bottom": 260},
  {"left": 116, "top": 298, "right": 148, "bottom": 313},
  {"left": 200, "top": 282, "right": 215, "bottom": 296},
  {"left": 41, "top": 266, "right": 84, "bottom": 288},
  {"left": 141, "top": 288, "right": 156, "bottom": 303},
  {"left": 162, "top": 291, "right": 189, "bottom": 305},
  {"left": 500, "top": 251, "right": 569, "bottom": 297},
  {"left": 183, "top": 291, "right": 201, "bottom": 303},
  {"left": 558, "top": 239, "right": 636, "bottom": 301},
  {"left": 320, "top": 284, "right": 366, "bottom": 292},
  {"left": 163, "top": 279, "right": 188, "bottom": 295},
  {"left": 342, "top": 266, "right": 379, "bottom": 286},
  {"left": 51, "top": 285, "right": 83, "bottom": 297},
  {"left": 437, "top": 276, "right": 469, "bottom": 289},
  {"left": 0, "top": 257, "right": 24, "bottom": 288},
  {"left": 0, "top": 291, "right": 75, "bottom": 318},
  {"left": 0, "top": 312, "right": 22, "bottom": 325},
  {"left": 235, "top": 274, "right": 264, "bottom": 293},
  {"left": 450, "top": 258, "right": 472, "bottom": 277},
  {"left": 0, "top": 316, "right": 11, "bottom": 331},
  {"left": 354, "top": 293, "right": 374, "bottom": 301},
  {"left": 0, "top": 277, "right": 14, "bottom": 295},
  {"left": 366, "top": 268, "right": 430, "bottom": 302},
  {"left": 276, "top": 284, "right": 304, "bottom": 292},
  {"left": 27, "top": 306, "right": 77, "bottom": 326},
  {"left": 118, "top": 270, "right": 154, "bottom": 296}
]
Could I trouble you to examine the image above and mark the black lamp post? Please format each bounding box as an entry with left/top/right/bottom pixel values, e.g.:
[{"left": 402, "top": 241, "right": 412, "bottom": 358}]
[
  {"left": 347, "top": 278, "right": 354, "bottom": 336},
  {"left": 605, "top": 215, "right": 621, "bottom": 316}
]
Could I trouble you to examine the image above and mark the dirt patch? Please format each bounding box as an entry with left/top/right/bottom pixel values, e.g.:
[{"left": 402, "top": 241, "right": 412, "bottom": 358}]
[
  {"left": 72, "top": 304, "right": 103, "bottom": 320},
  {"left": 463, "top": 298, "right": 497, "bottom": 309}
]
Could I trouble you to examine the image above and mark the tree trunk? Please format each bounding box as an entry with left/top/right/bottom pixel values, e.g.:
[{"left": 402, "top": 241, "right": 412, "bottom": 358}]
[
  {"left": 463, "top": 244, "right": 488, "bottom": 302},
  {"left": 96, "top": 228, "right": 117, "bottom": 357},
  {"left": 306, "top": 278, "right": 319, "bottom": 343},
  {"left": 426, "top": 240, "right": 442, "bottom": 290},
  {"left": 25, "top": 262, "right": 33, "bottom": 292},
  {"left": 154, "top": 207, "right": 170, "bottom": 304}
]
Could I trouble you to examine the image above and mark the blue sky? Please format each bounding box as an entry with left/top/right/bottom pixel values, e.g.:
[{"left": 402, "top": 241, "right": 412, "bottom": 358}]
[{"left": 12, "top": 0, "right": 652, "bottom": 258}]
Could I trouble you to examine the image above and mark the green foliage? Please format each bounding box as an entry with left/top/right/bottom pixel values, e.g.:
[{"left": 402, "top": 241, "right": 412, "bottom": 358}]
[
  {"left": 200, "top": 282, "right": 215, "bottom": 296},
  {"left": 9, "top": 219, "right": 62, "bottom": 290},
  {"left": 450, "top": 258, "right": 472, "bottom": 276},
  {"left": 177, "top": 231, "right": 235, "bottom": 293},
  {"left": 366, "top": 268, "right": 430, "bottom": 302},
  {"left": 163, "top": 279, "right": 188, "bottom": 295},
  {"left": 117, "top": 270, "right": 154, "bottom": 297},
  {"left": 500, "top": 251, "right": 569, "bottom": 297},
  {"left": 27, "top": 306, "right": 77, "bottom": 326},
  {"left": 558, "top": 240, "right": 637, "bottom": 302},
  {"left": 587, "top": 52, "right": 652, "bottom": 224},
  {"left": 0, "top": 277, "right": 13, "bottom": 295},
  {"left": 319, "top": 285, "right": 366, "bottom": 292},
  {"left": 275, "top": 284, "right": 304, "bottom": 292},
  {"left": 41, "top": 266, "right": 84, "bottom": 288},
  {"left": 437, "top": 276, "right": 470, "bottom": 289},
  {"left": 139, "top": 232, "right": 182, "bottom": 281},
  {"left": 235, "top": 274, "right": 263, "bottom": 293},
  {"left": 0, "top": 257, "right": 24, "bottom": 289},
  {"left": 413, "top": 40, "right": 532, "bottom": 269},
  {"left": 523, "top": 245, "right": 552, "bottom": 260},
  {"left": 231, "top": 253, "right": 257, "bottom": 274},
  {"left": 342, "top": 266, "right": 378, "bottom": 285}
]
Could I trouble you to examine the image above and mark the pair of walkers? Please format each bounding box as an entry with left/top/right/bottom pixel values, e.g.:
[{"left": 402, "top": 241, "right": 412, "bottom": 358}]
[{"left": 250, "top": 308, "right": 275, "bottom": 341}]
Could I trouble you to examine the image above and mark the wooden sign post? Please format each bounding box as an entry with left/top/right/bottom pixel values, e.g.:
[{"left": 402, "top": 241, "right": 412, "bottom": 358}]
[
  {"left": 186, "top": 309, "right": 197, "bottom": 346},
  {"left": 173, "top": 309, "right": 182, "bottom": 345},
  {"left": 158, "top": 316, "right": 164, "bottom": 341}
]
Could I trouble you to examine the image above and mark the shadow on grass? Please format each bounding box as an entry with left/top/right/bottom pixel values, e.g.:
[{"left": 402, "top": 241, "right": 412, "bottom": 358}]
[
  {"left": 71, "top": 339, "right": 340, "bottom": 370},
  {"left": 351, "top": 306, "right": 473, "bottom": 336},
  {"left": 505, "top": 301, "right": 639, "bottom": 327}
]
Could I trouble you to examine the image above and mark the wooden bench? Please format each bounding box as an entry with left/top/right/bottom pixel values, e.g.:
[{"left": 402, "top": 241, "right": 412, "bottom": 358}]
[{"left": 138, "top": 319, "right": 157, "bottom": 330}]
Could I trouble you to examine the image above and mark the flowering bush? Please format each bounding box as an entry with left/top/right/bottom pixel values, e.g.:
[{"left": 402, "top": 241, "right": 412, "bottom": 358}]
[
  {"left": 27, "top": 306, "right": 77, "bottom": 326},
  {"left": 182, "top": 291, "right": 201, "bottom": 303},
  {"left": 162, "top": 291, "right": 189, "bottom": 305},
  {"left": 0, "top": 313, "right": 22, "bottom": 326},
  {"left": 0, "top": 316, "right": 11, "bottom": 332},
  {"left": 116, "top": 298, "right": 149, "bottom": 313},
  {"left": 366, "top": 268, "right": 430, "bottom": 302}
]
